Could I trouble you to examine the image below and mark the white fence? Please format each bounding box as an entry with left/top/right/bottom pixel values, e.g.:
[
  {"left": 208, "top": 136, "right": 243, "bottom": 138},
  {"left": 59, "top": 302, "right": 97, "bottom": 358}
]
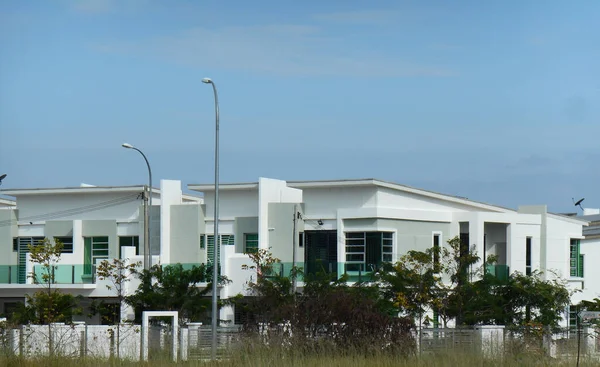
[
  {"left": 1, "top": 322, "right": 598, "bottom": 362},
  {"left": 0, "top": 322, "right": 242, "bottom": 361}
]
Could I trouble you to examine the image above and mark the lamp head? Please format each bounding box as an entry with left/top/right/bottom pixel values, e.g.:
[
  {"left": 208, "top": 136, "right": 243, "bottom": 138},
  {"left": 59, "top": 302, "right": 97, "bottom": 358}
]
[
  {"left": 122, "top": 143, "right": 134, "bottom": 149},
  {"left": 202, "top": 78, "right": 213, "bottom": 84}
]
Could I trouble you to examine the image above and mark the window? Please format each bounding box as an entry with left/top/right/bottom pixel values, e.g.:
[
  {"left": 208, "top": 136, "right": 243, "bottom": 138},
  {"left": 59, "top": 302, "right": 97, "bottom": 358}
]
[
  {"left": 54, "top": 237, "right": 73, "bottom": 253},
  {"left": 12, "top": 238, "right": 17, "bottom": 252},
  {"left": 200, "top": 235, "right": 205, "bottom": 249},
  {"left": 525, "top": 237, "right": 532, "bottom": 276},
  {"left": 206, "top": 235, "right": 235, "bottom": 264},
  {"left": 345, "top": 232, "right": 393, "bottom": 272},
  {"left": 569, "top": 305, "right": 579, "bottom": 329},
  {"left": 119, "top": 236, "right": 139, "bottom": 258},
  {"left": 433, "top": 309, "right": 440, "bottom": 329},
  {"left": 244, "top": 234, "right": 258, "bottom": 254},
  {"left": 16, "top": 237, "right": 44, "bottom": 284},
  {"left": 299, "top": 232, "right": 304, "bottom": 248},
  {"left": 433, "top": 234, "right": 441, "bottom": 272},
  {"left": 84, "top": 237, "right": 109, "bottom": 274},
  {"left": 570, "top": 239, "right": 583, "bottom": 277}
]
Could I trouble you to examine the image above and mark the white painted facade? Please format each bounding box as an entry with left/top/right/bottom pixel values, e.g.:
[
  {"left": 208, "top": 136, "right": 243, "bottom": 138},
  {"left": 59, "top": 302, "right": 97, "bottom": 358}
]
[
  {"left": 189, "top": 178, "right": 588, "bottom": 326},
  {"left": 0, "top": 177, "right": 590, "bottom": 328}
]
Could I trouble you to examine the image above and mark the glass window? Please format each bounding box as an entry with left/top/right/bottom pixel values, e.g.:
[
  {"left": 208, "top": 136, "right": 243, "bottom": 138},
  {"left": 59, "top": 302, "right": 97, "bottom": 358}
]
[
  {"left": 84, "top": 237, "right": 109, "bottom": 275},
  {"left": 119, "top": 236, "right": 139, "bottom": 258},
  {"left": 526, "top": 237, "right": 532, "bottom": 275},
  {"left": 570, "top": 239, "right": 582, "bottom": 277},
  {"left": 244, "top": 234, "right": 258, "bottom": 254},
  {"left": 54, "top": 237, "right": 73, "bottom": 254},
  {"left": 433, "top": 234, "right": 441, "bottom": 272},
  {"left": 345, "top": 231, "right": 393, "bottom": 272}
]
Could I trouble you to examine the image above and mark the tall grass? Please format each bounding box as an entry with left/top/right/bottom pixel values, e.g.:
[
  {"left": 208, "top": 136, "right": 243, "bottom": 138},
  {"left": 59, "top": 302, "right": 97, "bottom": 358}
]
[{"left": 2, "top": 345, "right": 599, "bottom": 367}]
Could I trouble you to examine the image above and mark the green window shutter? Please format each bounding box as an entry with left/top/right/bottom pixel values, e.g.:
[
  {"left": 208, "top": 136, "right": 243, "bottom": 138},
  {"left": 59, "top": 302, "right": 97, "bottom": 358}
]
[
  {"left": 84, "top": 238, "right": 92, "bottom": 275},
  {"left": 245, "top": 234, "right": 259, "bottom": 254},
  {"left": 207, "top": 235, "right": 215, "bottom": 264},
  {"left": 579, "top": 254, "right": 584, "bottom": 278},
  {"left": 200, "top": 235, "right": 205, "bottom": 249},
  {"left": 222, "top": 235, "right": 235, "bottom": 246},
  {"left": 570, "top": 239, "right": 580, "bottom": 277}
]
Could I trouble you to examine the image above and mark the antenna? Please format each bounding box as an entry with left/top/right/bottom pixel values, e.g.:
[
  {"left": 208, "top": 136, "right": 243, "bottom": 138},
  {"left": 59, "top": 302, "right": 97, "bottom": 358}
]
[{"left": 572, "top": 197, "right": 585, "bottom": 211}]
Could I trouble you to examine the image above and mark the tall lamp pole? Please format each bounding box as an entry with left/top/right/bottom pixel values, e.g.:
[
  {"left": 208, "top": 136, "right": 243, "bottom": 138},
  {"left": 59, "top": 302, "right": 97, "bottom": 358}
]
[
  {"left": 202, "top": 77, "right": 220, "bottom": 360},
  {"left": 122, "top": 143, "right": 152, "bottom": 270}
]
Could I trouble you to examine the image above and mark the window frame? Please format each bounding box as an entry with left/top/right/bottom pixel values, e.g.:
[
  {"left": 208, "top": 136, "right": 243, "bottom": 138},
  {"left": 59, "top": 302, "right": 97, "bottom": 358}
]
[
  {"left": 244, "top": 233, "right": 259, "bottom": 254},
  {"left": 344, "top": 231, "right": 394, "bottom": 272},
  {"left": 525, "top": 237, "right": 532, "bottom": 276},
  {"left": 54, "top": 236, "right": 74, "bottom": 254},
  {"left": 570, "top": 239, "right": 583, "bottom": 277}
]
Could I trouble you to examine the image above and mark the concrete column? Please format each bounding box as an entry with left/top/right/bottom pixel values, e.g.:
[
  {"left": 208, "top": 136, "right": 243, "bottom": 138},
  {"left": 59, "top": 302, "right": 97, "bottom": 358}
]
[
  {"left": 476, "top": 325, "right": 505, "bottom": 358},
  {"left": 469, "top": 216, "right": 485, "bottom": 277}
]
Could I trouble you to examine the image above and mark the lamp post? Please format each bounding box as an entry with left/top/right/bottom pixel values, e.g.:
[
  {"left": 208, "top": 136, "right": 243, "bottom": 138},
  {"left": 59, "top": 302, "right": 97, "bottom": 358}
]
[
  {"left": 122, "top": 143, "right": 152, "bottom": 270},
  {"left": 202, "top": 77, "right": 220, "bottom": 360}
]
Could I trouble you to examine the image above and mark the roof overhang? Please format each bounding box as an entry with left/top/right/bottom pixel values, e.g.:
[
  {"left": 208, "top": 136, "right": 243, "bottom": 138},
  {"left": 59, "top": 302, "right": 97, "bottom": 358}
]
[
  {"left": 548, "top": 213, "right": 590, "bottom": 226},
  {"left": 188, "top": 178, "right": 514, "bottom": 213},
  {"left": 188, "top": 182, "right": 259, "bottom": 192},
  {"left": 0, "top": 197, "right": 16, "bottom": 206},
  {"left": 2, "top": 186, "right": 157, "bottom": 197}
]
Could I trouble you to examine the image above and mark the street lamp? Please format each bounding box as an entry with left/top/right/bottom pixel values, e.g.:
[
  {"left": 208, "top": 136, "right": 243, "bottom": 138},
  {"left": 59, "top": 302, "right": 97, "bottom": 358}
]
[
  {"left": 122, "top": 143, "right": 152, "bottom": 270},
  {"left": 202, "top": 77, "right": 220, "bottom": 360}
]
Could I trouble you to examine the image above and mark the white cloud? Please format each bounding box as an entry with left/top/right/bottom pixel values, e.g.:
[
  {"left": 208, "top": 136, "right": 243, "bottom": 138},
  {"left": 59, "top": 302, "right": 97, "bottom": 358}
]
[{"left": 91, "top": 24, "right": 457, "bottom": 78}]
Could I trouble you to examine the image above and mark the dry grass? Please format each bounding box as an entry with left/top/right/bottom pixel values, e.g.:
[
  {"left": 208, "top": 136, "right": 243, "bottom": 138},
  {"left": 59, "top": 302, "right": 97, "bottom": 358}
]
[{"left": 1, "top": 349, "right": 599, "bottom": 367}]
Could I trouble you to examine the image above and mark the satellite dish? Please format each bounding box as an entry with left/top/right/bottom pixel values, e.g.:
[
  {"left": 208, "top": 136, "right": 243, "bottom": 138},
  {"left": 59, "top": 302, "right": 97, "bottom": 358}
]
[
  {"left": 573, "top": 197, "right": 585, "bottom": 211},
  {"left": 0, "top": 173, "right": 6, "bottom": 186}
]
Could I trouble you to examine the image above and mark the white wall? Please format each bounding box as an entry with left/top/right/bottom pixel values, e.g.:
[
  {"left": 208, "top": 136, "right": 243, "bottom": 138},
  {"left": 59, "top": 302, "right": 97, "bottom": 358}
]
[
  {"left": 545, "top": 216, "right": 583, "bottom": 280},
  {"left": 159, "top": 180, "right": 183, "bottom": 264},
  {"left": 302, "top": 186, "right": 377, "bottom": 219},
  {"left": 377, "top": 187, "right": 496, "bottom": 213},
  {"left": 203, "top": 190, "right": 259, "bottom": 220},
  {"left": 258, "top": 178, "right": 302, "bottom": 250},
  {"left": 572, "top": 237, "right": 600, "bottom": 305},
  {"left": 15, "top": 193, "right": 142, "bottom": 223}
]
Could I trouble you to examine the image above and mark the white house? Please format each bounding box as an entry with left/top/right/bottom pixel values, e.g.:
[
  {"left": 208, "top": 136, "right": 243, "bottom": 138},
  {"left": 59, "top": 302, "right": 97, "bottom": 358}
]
[
  {"left": 0, "top": 180, "right": 202, "bottom": 323},
  {"left": 187, "top": 177, "right": 588, "bottom": 326},
  {"left": 0, "top": 177, "right": 589, "bottom": 327}
]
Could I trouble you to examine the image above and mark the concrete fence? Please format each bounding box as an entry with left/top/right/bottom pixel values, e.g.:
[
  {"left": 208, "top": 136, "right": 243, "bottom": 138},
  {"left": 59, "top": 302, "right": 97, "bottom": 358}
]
[{"left": 1, "top": 320, "right": 598, "bottom": 362}]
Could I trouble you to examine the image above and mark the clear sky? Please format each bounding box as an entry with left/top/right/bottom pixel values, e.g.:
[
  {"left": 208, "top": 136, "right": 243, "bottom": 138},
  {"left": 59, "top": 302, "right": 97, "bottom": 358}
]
[{"left": 0, "top": 0, "right": 599, "bottom": 213}]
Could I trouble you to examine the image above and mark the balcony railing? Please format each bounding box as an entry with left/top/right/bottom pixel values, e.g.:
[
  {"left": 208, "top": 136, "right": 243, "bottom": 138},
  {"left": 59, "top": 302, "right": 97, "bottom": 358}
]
[
  {"left": 0, "top": 265, "right": 18, "bottom": 284},
  {"left": 259, "top": 262, "right": 378, "bottom": 283},
  {"left": 485, "top": 264, "right": 510, "bottom": 282}
]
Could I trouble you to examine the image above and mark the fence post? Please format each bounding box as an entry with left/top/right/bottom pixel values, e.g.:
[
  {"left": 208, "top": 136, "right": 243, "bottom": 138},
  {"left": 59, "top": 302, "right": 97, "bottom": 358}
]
[{"left": 19, "top": 326, "right": 23, "bottom": 356}]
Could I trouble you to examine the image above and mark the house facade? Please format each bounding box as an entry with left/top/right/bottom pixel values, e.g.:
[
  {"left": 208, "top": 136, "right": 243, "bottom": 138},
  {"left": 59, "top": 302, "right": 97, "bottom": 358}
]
[
  {"left": 0, "top": 180, "right": 202, "bottom": 323},
  {"left": 0, "top": 177, "right": 590, "bottom": 327},
  {"left": 188, "top": 177, "right": 588, "bottom": 325}
]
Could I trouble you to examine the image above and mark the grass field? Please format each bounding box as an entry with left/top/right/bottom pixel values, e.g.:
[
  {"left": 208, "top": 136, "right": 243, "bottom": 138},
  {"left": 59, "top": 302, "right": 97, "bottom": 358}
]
[{"left": 1, "top": 350, "right": 598, "bottom": 367}]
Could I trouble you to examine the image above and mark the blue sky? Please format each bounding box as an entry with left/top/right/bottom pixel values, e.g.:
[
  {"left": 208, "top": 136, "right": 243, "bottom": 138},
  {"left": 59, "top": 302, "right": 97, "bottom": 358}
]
[{"left": 0, "top": 0, "right": 599, "bottom": 213}]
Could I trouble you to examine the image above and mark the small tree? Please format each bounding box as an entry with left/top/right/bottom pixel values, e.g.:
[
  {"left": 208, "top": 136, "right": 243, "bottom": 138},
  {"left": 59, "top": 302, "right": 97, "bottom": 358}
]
[
  {"left": 126, "top": 263, "right": 228, "bottom": 325},
  {"left": 377, "top": 249, "right": 442, "bottom": 330},
  {"left": 96, "top": 258, "right": 141, "bottom": 358},
  {"left": 12, "top": 238, "right": 82, "bottom": 355}
]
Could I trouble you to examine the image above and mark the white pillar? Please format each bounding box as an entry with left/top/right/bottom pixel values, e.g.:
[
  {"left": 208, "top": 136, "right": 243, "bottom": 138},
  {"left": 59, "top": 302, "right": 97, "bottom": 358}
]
[
  {"left": 469, "top": 216, "right": 485, "bottom": 277},
  {"left": 476, "top": 325, "right": 505, "bottom": 358}
]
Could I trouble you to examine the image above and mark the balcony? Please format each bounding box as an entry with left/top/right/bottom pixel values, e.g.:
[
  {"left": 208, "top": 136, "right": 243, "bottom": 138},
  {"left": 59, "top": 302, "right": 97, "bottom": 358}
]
[
  {"left": 0, "top": 265, "right": 96, "bottom": 285},
  {"left": 485, "top": 264, "right": 510, "bottom": 282},
  {"left": 259, "top": 262, "right": 378, "bottom": 283},
  {"left": 0, "top": 265, "right": 18, "bottom": 284}
]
